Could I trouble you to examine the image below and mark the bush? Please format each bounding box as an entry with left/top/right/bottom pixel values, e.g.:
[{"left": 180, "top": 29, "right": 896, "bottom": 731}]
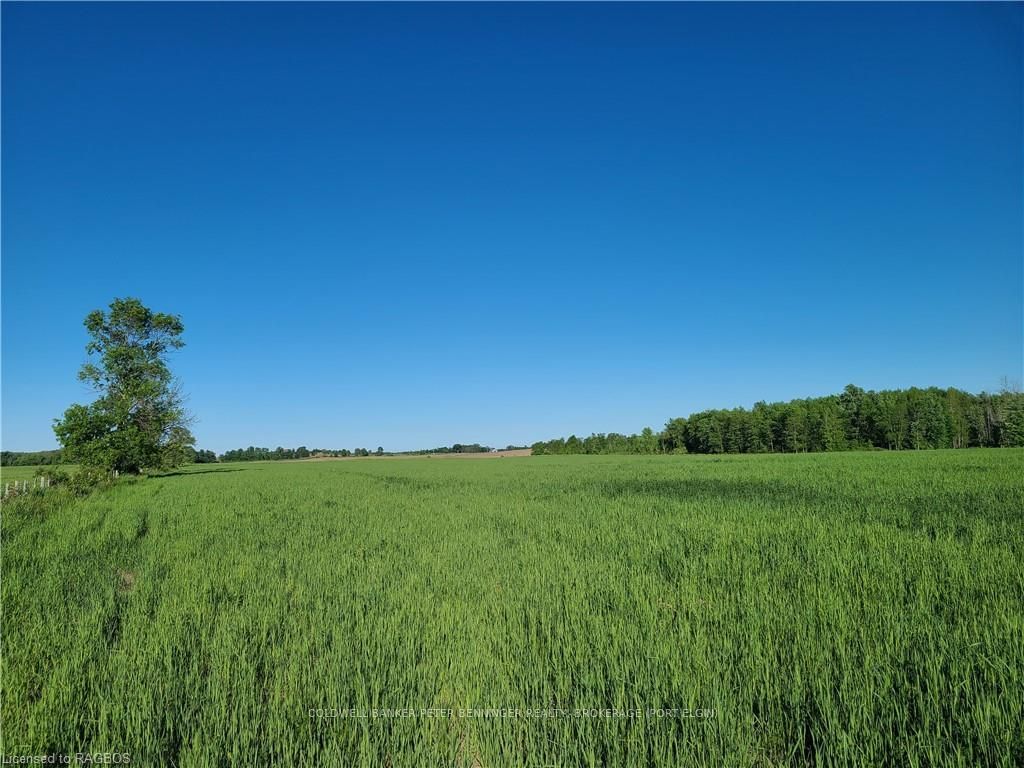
[
  {"left": 66, "top": 467, "right": 112, "bottom": 497},
  {"left": 34, "top": 467, "right": 71, "bottom": 487}
]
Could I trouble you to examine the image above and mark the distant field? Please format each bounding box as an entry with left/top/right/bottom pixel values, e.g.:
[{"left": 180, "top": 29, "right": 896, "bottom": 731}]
[
  {"left": 0, "top": 464, "right": 77, "bottom": 482},
  {"left": 2, "top": 450, "right": 1022, "bottom": 766}
]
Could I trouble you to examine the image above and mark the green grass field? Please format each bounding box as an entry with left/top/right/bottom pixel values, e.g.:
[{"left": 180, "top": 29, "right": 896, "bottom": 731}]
[
  {"left": 0, "top": 465, "right": 78, "bottom": 483},
  {"left": 2, "top": 450, "right": 1022, "bottom": 766}
]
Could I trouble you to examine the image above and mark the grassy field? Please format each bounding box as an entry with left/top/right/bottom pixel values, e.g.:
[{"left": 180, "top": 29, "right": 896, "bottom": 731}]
[
  {"left": 0, "top": 465, "right": 78, "bottom": 483},
  {"left": 2, "top": 450, "right": 1022, "bottom": 766}
]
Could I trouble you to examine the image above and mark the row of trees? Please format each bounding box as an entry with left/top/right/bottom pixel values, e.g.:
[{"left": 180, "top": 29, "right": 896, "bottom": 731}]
[
  {"left": 531, "top": 385, "right": 1024, "bottom": 455},
  {"left": 217, "top": 446, "right": 385, "bottom": 462},
  {"left": 405, "top": 443, "right": 492, "bottom": 455},
  {"left": 210, "top": 443, "right": 531, "bottom": 463},
  {"left": 531, "top": 429, "right": 661, "bottom": 456},
  {"left": 1, "top": 450, "right": 64, "bottom": 467},
  {"left": 400, "top": 444, "right": 530, "bottom": 455}
]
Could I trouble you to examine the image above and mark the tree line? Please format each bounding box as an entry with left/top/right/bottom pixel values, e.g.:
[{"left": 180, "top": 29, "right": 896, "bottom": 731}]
[
  {"left": 530, "top": 385, "right": 1024, "bottom": 456},
  {"left": 1, "top": 450, "right": 64, "bottom": 467},
  {"left": 213, "top": 443, "right": 515, "bottom": 461},
  {"left": 403, "top": 443, "right": 492, "bottom": 455},
  {"left": 217, "top": 446, "right": 385, "bottom": 462}
]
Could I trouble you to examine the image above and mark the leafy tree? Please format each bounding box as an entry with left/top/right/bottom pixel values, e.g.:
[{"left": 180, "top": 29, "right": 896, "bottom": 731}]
[
  {"left": 839, "top": 384, "right": 867, "bottom": 446},
  {"left": 909, "top": 390, "right": 949, "bottom": 449},
  {"left": 784, "top": 405, "right": 809, "bottom": 453},
  {"left": 661, "top": 418, "right": 688, "bottom": 454},
  {"left": 944, "top": 388, "right": 970, "bottom": 449},
  {"left": 682, "top": 412, "right": 722, "bottom": 454},
  {"left": 749, "top": 404, "right": 771, "bottom": 453},
  {"left": 815, "top": 397, "right": 847, "bottom": 452},
  {"left": 723, "top": 411, "right": 746, "bottom": 453},
  {"left": 638, "top": 427, "right": 658, "bottom": 454},
  {"left": 877, "top": 390, "right": 909, "bottom": 449},
  {"left": 1000, "top": 395, "right": 1024, "bottom": 447},
  {"left": 53, "top": 298, "right": 194, "bottom": 474}
]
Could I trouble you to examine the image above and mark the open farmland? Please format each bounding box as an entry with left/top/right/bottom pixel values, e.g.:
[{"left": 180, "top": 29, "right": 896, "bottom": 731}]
[
  {"left": 0, "top": 465, "right": 76, "bottom": 483},
  {"left": 2, "top": 450, "right": 1022, "bottom": 766}
]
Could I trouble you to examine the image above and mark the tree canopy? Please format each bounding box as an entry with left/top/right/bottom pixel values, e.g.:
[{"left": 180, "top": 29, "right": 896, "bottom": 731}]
[
  {"left": 531, "top": 384, "right": 1024, "bottom": 456},
  {"left": 53, "top": 298, "right": 195, "bottom": 474},
  {"left": 0, "top": 450, "right": 63, "bottom": 467}
]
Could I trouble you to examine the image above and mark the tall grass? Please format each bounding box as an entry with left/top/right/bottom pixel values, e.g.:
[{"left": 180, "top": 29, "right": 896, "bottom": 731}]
[{"left": 2, "top": 450, "right": 1022, "bottom": 766}]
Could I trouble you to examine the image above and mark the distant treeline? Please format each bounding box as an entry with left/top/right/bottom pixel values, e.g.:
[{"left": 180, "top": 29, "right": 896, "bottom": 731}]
[
  {"left": 217, "top": 446, "right": 385, "bottom": 462},
  {"left": 403, "top": 443, "right": 492, "bottom": 455},
  {"left": 210, "top": 443, "right": 532, "bottom": 462},
  {"left": 1, "top": 450, "right": 63, "bottom": 466},
  {"left": 531, "top": 385, "right": 1024, "bottom": 455}
]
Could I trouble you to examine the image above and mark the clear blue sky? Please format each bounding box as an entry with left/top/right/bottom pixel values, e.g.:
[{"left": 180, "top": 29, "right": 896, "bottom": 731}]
[{"left": 2, "top": 3, "right": 1022, "bottom": 453}]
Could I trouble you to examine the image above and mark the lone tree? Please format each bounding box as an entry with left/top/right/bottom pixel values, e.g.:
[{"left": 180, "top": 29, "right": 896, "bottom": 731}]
[{"left": 54, "top": 298, "right": 195, "bottom": 474}]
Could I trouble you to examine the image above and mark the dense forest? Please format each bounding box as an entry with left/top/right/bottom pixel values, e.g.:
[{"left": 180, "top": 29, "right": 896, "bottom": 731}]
[{"left": 530, "top": 385, "right": 1024, "bottom": 455}]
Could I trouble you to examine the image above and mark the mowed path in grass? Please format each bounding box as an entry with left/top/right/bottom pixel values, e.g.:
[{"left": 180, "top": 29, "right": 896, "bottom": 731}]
[{"left": 2, "top": 450, "right": 1022, "bottom": 766}]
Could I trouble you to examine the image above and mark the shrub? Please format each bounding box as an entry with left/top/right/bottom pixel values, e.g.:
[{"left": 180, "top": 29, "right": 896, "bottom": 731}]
[
  {"left": 34, "top": 467, "right": 70, "bottom": 487},
  {"left": 66, "top": 467, "right": 112, "bottom": 497}
]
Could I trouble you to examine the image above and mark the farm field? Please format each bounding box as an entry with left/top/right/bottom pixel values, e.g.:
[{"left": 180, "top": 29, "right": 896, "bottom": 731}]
[
  {"left": 2, "top": 450, "right": 1022, "bottom": 766},
  {"left": 0, "top": 465, "right": 77, "bottom": 482}
]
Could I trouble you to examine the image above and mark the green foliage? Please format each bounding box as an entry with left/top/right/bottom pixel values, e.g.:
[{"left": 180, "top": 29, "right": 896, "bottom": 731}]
[
  {"left": 385, "top": 444, "right": 494, "bottom": 456},
  {"left": 1, "top": 468, "right": 110, "bottom": 517},
  {"left": 2, "top": 451, "right": 1021, "bottom": 764},
  {"left": 66, "top": 467, "right": 114, "bottom": 497},
  {"left": 52, "top": 298, "right": 194, "bottom": 474},
  {"left": 192, "top": 449, "right": 218, "bottom": 464},
  {"left": 1, "top": 450, "right": 63, "bottom": 467},
  {"left": 220, "top": 445, "right": 365, "bottom": 461},
  {"left": 34, "top": 466, "right": 70, "bottom": 487},
  {"left": 533, "top": 384, "right": 1024, "bottom": 455},
  {"left": 661, "top": 418, "right": 688, "bottom": 454}
]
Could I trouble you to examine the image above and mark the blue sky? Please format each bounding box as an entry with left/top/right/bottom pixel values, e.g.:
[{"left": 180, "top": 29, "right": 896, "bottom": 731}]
[{"left": 2, "top": 3, "right": 1021, "bottom": 453}]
